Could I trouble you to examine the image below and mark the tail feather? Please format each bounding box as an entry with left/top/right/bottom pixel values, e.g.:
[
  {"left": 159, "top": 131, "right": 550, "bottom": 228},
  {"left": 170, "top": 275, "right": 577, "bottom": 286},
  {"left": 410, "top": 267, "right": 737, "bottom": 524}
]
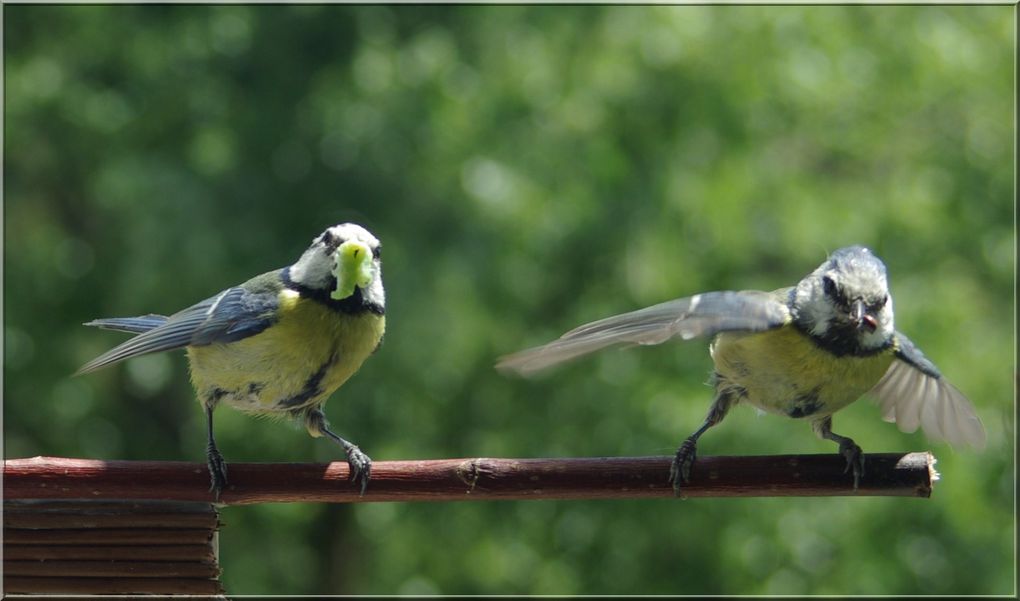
[{"left": 83, "top": 314, "right": 169, "bottom": 334}]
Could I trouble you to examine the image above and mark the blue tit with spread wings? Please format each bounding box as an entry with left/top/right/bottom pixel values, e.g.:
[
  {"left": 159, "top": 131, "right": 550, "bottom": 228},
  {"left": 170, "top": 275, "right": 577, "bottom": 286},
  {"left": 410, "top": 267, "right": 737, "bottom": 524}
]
[{"left": 498, "top": 246, "right": 985, "bottom": 494}]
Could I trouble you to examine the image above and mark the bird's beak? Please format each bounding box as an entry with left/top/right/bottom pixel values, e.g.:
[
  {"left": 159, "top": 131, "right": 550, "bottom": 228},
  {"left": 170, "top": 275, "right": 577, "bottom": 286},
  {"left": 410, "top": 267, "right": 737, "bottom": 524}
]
[
  {"left": 851, "top": 299, "right": 877, "bottom": 333},
  {"left": 331, "top": 241, "right": 375, "bottom": 300}
]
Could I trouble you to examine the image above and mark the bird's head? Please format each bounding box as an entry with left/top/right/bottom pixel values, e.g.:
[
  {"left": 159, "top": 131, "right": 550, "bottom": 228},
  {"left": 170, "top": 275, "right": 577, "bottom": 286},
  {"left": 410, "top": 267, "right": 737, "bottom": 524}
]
[
  {"left": 289, "top": 223, "right": 384, "bottom": 307},
  {"left": 793, "top": 245, "right": 894, "bottom": 355}
]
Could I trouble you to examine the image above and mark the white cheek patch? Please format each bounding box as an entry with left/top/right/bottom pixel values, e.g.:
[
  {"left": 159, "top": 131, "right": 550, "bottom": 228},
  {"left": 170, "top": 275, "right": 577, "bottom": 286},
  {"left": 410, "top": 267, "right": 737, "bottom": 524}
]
[
  {"left": 859, "top": 328, "right": 889, "bottom": 349},
  {"left": 860, "top": 305, "right": 895, "bottom": 349},
  {"left": 794, "top": 282, "right": 837, "bottom": 336},
  {"left": 808, "top": 302, "right": 837, "bottom": 337},
  {"left": 289, "top": 249, "right": 335, "bottom": 290}
]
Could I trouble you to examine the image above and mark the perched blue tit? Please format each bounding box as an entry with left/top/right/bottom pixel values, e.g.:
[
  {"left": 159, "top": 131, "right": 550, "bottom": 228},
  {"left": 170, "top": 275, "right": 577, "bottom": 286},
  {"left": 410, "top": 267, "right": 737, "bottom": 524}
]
[
  {"left": 77, "top": 223, "right": 386, "bottom": 498},
  {"left": 497, "top": 246, "right": 985, "bottom": 494}
]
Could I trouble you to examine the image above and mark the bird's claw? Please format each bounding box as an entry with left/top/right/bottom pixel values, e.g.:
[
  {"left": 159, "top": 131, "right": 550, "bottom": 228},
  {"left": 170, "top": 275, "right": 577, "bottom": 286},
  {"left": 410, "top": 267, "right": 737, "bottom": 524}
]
[
  {"left": 838, "top": 440, "right": 865, "bottom": 491},
  {"left": 668, "top": 438, "right": 698, "bottom": 497},
  {"left": 346, "top": 445, "right": 372, "bottom": 496},
  {"left": 207, "top": 446, "right": 229, "bottom": 501}
]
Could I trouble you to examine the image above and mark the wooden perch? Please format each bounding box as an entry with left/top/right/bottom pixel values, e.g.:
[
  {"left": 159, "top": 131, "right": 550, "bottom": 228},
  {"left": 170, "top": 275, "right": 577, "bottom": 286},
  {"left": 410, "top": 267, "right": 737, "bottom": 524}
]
[{"left": 4, "top": 453, "right": 936, "bottom": 504}]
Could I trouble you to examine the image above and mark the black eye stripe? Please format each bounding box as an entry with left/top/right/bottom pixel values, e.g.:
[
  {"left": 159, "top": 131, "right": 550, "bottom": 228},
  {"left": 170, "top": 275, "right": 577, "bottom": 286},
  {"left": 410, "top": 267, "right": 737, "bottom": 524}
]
[
  {"left": 321, "top": 231, "right": 340, "bottom": 247},
  {"left": 868, "top": 294, "right": 889, "bottom": 311},
  {"left": 822, "top": 276, "right": 839, "bottom": 298},
  {"left": 320, "top": 231, "right": 380, "bottom": 257}
]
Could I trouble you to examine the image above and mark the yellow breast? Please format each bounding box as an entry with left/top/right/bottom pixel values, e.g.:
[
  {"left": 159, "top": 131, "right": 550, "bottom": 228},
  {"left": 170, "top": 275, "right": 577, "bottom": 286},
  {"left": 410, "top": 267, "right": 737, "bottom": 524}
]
[
  {"left": 711, "top": 326, "right": 893, "bottom": 419},
  {"left": 187, "top": 289, "right": 385, "bottom": 415}
]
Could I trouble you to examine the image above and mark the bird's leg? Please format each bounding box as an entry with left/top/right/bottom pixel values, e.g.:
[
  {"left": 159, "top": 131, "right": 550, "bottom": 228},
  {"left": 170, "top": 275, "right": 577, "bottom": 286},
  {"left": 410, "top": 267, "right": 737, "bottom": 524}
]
[
  {"left": 204, "top": 403, "right": 228, "bottom": 501},
  {"left": 812, "top": 416, "right": 864, "bottom": 490},
  {"left": 670, "top": 387, "right": 737, "bottom": 496},
  {"left": 304, "top": 408, "right": 372, "bottom": 496}
]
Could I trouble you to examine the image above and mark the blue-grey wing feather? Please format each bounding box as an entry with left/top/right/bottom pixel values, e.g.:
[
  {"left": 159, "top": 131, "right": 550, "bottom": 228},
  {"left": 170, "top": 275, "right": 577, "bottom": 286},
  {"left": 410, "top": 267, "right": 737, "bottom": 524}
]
[
  {"left": 868, "top": 331, "right": 986, "bottom": 448},
  {"left": 84, "top": 314, "right": 169, "bottom": 334},
  {"left": 77, "top": 286, "right": 279, "bottom": 375},
  {"left": 497, "top": 289, "right": 792, "bottom": 376},
  {"left": 188, "top": 286, "right": 280, "bottom": 345}
]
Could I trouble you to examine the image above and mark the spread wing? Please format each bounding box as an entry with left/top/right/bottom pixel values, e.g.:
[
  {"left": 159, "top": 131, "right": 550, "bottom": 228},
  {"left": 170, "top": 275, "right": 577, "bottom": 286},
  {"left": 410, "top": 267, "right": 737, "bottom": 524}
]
[
  {"left": 77, "top": 284, "right": 281, "bottom": 375},
  {"left": 868, "top": 332, "right": 986, "bottom": 449},
  {"left": 496, "top": 290, "right": 792, "bottom": 376}
]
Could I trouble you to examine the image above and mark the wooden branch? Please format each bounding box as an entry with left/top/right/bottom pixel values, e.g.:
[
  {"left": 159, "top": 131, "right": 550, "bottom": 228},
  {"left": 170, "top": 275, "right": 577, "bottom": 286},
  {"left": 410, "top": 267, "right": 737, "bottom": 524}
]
[{"left": 4, "top": 453, "right": 936, "bottom": 504}]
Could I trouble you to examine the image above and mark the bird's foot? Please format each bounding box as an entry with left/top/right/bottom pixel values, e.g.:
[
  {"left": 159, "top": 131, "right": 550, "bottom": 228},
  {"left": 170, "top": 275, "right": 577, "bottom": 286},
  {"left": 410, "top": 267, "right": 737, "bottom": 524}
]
[
  {"left": 838, "top": 439, "right": 865, "bottom": 491},
  {"left": 668, "top": 438, "right": 698, "bottom": 497},
  {"left": 345, "top": 445, "right": 372, "bottom": 496},
  {"left": 207, "top": 446, "right": 229, "bottom": 501}
]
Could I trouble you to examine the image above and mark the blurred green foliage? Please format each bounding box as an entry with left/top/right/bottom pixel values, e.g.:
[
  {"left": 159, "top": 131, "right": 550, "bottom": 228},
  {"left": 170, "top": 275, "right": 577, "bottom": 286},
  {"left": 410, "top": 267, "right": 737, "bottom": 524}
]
[{"left": 4, "top": 5, "right": 1014, "bottom": 595}]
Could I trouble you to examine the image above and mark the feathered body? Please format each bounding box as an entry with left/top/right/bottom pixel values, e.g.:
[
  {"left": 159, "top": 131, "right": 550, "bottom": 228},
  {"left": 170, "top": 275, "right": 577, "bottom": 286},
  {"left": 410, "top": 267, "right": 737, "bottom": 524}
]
[
  {"left": 186, "top": 273, "right": 385, "bottom": 424},
  {"left": 712, "top": 319, "right": 894, "bottom": 421}
]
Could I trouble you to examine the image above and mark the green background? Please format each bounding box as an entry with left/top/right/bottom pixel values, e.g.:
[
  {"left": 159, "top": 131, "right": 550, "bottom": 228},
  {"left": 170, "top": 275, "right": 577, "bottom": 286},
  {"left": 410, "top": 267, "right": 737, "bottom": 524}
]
[{"left": 5, "top": 5, "right": 1014, "bottom": 595}]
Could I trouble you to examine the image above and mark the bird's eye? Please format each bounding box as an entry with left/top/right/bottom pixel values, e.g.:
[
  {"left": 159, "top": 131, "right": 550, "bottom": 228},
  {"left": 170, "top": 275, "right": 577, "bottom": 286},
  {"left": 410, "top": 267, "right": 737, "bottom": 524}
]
[
  {"left": 822, "top": 276, "right": 837, "bottom": 298},
  {"left": 372, "top": 245, "right": 381, "bottom": 259},
  {"left": 870, "top": 294, "right": 888, "bottom": 311}
]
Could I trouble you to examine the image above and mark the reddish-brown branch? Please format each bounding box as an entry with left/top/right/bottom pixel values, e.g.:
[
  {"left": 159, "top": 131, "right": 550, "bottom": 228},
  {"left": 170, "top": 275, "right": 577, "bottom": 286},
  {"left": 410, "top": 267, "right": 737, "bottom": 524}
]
[{"left": 4, "top": 453, "right": 936, "bottom": 504}]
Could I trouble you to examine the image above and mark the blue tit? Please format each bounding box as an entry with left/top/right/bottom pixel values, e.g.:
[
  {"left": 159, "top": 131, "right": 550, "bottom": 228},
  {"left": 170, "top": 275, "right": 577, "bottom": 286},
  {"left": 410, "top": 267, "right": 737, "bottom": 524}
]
[
  {"left": 497, "top": 246, "right": 985, "bottom": 494},
  {"left": 78, "top": 223, "right": 386, "bottom": 498}
]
